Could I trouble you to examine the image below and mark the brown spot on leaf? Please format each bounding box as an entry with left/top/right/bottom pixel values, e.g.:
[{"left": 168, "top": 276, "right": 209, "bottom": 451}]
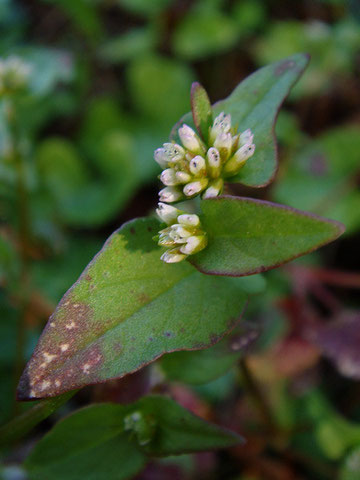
[
  {"left": 138, "top": 293, "right": 151, "bottom": 304},
  {"left": 274, "top": 60, "right": 295, "bottom": 76}
]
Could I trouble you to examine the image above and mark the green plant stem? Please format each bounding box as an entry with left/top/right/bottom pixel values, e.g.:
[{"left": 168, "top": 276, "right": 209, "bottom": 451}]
[
  {"left": 239, "top": 358, "right": 277, "bottom": 435},
  {"left": 0, "top": 391, "right": 77, "bottom": 448}
]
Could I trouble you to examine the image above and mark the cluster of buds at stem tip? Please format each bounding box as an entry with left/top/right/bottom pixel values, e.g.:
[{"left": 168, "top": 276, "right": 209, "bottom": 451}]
[
  {"left": 0, "top": 56, "right": 32, "bottom": 96},
  {"left": 154, "top": 112, "right": 255, "bottom": 202},
  {"left": 156, "top": 203, "right": 207, "bottom": 263}
]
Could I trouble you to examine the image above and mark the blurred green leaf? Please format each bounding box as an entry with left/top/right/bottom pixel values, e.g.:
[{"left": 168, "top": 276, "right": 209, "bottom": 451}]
[
  {"left": 273, "top": 126, "right": 360, "bottom": 233},
  {"left": 127, "top": 54, "right": 194, "bottom": 128},
  {"left": 340, "top": 447, "right": 360, "bottom": 480},
  {"left": 18, "top": 218, "right": 247, "bottom": 399},
  {"left": 99, "top": 27, "right": 158, "bottom": 64},
  {"left": 172, "top": 8, "right": 239, "bottom": 60},
  {"left": 232, "top": 0, "right": 267, "bottom": 36},
  {"left": 117, "top": 0, "right": 173, "bottom": 16},
  {"left": 191, "top": 82, "right": 213, "bottom": 143},
  {"left": 190, "top": 196, "right": 344, "bottom": 276}
]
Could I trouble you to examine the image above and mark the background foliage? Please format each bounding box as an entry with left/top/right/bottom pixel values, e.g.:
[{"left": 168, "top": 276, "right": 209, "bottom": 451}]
[{"left": 1, "top": 0, "right": 360, "bottom": 479}]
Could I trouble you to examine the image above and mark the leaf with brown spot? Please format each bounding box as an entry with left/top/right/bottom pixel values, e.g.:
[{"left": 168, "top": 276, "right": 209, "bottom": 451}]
[{"left": 18, "top": 218, "right": 248, "bottom": 399}]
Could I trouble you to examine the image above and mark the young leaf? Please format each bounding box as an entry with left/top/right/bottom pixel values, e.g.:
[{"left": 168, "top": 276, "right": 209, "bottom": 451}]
[
  {"left": 171, "top": 53, "right": 309, "bottom": 187},
  {"left": 190, "top": 196, "right": 344, "bottom": 276},
  {"left": 24, "top": 395, "right": 242, "bottom": 480},
  {"left": 17, "top": 218, "right": 247, "bottom": 400},
  {"left": 25, "top": 405, "right": 146, "bottom": 480},
  {"left": 134, "top": 395, "right": 244, "bottom": 455},
  {"left": 191, "top": 82, "right": 213, "bottom": 142}
]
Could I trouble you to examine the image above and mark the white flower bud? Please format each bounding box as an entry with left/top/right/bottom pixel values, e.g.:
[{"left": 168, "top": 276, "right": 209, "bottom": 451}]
[
  {"left": 169, "top": 224, "right": 192, "bottom": 242},
  {"left": 206, "top": 147, "right": 221, "bottom": 178},
  {"left": 160, "top": 168, "right": 178, "bottom": 186},
  {"left": 154, "top": 148, "right": 169, "bottom": 168},
  {"left": 178, "top": 124, "right": 203, "bottom": 153},
  {"left": 156, "top": 202, "right": 181, "bottom": 225},
  {"left": 177, "top": 214, "right": 200, "bottom": 227},
  {"left": 160, "top": 248, "right": 187, "bottom": 263},
  {"left": 163, "top": 143, "right": 185, "bottom": 163},
  {"left": 158, "top": 234, "right": 175, "bottom": 246},
  {"left": 240, "top": 129, "right": 254, "bottom": 146},
  {"left": 202, "top": 178, "right": 224, "bottom": 199},
  {"left": 210, "top": 112, "right": 231, "bottom": 144},
  {"left": 214, "top": 133, "right": 233, "bottom": 160},
  {"left": 223, "top": 143, "right": 256, "bottom": 176},
  {"left": 159, "top": 186, "right": 183, "bottom": 203},
  {"left": 189, "top": 155, "right": 206, "bottom": 176},
  {"left": 183, "top": 178, "right": 208, "bottom": 197},
  {"left": 175, "top": 171, "right": 192, "bottom": 183},
  {"left": 180, "top": 235, "right": 207, "bottom": 255}
]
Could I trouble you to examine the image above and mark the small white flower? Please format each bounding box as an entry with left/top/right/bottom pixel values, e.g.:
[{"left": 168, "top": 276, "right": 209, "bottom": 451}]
[
  {"left": 156, "top": 202, "right": 181, "bottom": 224},
  {"left": 203, "top": 178, "right": 224, "bottom": 199},
  {"left": 189, "top": 155, "right": 206, "bottom": 176},
  {"left": 160, "top": 248, "right": 187, "bottom": 263},
  {"left": 159, "top": 186, "right": 182, "bottom": 203},
  {"left": 169, "top": 224, "right": 192, "bottom": 242},
  {"left": 175, "top": 171, "right": 192, "bottom": 183},
  {"left": 214, "top": 133, "right": 233, "bottom": 159},
  {"left": 178, "top": 124, "right": 203, "bottom": 153},
  {"left": 154, "top": 148, "right": 170, "bottom": 168},
  {"left": 180, "top": 235, "right": 206, "bottom": 255},
  {"left": 210, "top": 112, "right": 231, "bottom": 143},
  {"left": 158, "top": 234, "right": 175, "bottom": 246},
  {"left": 183, "top": 179, "right": 208, "bottom": 197},
  {"left": 224, "top": 142, "right": 255, "bottom": 176},
  {"left": 206, "top": 147, "right": 221, "bottom": 177},
  {"left": 177, "top": 214, "right": 200, "bottom": 227},
  {"left": 160, "top": 168, "right": 178, "bottom": 186},
  {"left": 240, "top": 129, "right": 254, "bottom": 146}
]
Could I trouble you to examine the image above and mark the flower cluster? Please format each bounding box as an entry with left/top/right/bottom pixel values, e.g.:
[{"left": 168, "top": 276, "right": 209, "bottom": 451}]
[
  {"left": 155, "top": 112, "right": 255, "bottom": 202},
  {"left": 0, "top": 56, "right": 31, "bottom": 96},
  {"left": 156, "top": 203, "right": 207, "bottom": 263}
]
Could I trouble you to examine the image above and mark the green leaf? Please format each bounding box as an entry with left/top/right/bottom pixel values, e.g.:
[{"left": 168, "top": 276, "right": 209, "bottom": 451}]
[
  {"left": 340, "top": 447, "right": 360, "bottom": 480},
  {"left": 191, "top": 82, "right": 213, "bottom": 143},
  {"left": 25, "top": 405, "right": 145, "bottom": 480},
  {"left": 190, "top": 196, "right": 344, "bottom": 276},
  {"left": 160, "top": 321, "right": 259, "bottom": 384},
  {"left": 172, "top": 8, "right": 239, "bottom": 60},
  {"left": 17, "top": 218, "right": 247, "bottom": 399},
  {"left": 127, "top": 54, "right": 194, "bottom": 128},
  {"left": 172, "top": 54, "right": 309, "bottom": 187},
  {"left": 117, "top": 0, "right": 173, "bottom": 17},
  {"left": 24, "top": 395, "right": 242, "bottom": 480},
  {"left": 133, "top": 395, "right": 244, "bottom": 455}
]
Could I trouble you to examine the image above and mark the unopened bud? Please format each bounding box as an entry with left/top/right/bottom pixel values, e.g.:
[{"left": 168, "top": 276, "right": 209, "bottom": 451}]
[
  {"left": 178, "top": 124, "right": 203, "bottom": 154},
  {"left": 223, "top": 143, "right": 255, "bottom": 176},
  {"left": 183, "top": 178, "right": 208, "bottom": 197},
  {"left": 214, "top": 133, "right": 233, "bottom": 160},
  {"left": 206, "top": 147, "right": 221, "bottom": 178},
  {"left": 203, "top": 178, "right": 224, "bottom": 199},
  {"left": 160, "top": 168, "right": 178, "bottom": 186},
  {"left": 180, "top": 235, "right": 207, "bottom": 255},
  {"left": 159, "top": 186, "right": 183, "bottom": 203},
  {"left": 175, "top": 171, "right": 192, "bottom": 183},
  {"left": 177, "top": 214, "right": 200, "bottom": 227},
  {"left": 161, "top": 248, "right": 187, "bottom": 263},
  {"left": 240, "top": 129, "right": 254, "bottom": 146},
  {"left": 156, "top": 202, "right": 181, "bottom": 225},
  {"left": 210, "top": 112, "right": 231, "bottom": 144},
  {"left": 189, "top": 155, "right": 206, "bottom": 176}
]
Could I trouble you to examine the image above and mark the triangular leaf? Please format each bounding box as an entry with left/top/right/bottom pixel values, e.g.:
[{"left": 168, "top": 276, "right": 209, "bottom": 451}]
[
  {"left": 171, "top": 53, "right": 309, "bottom": 187},
  {"left": 18, "top": 218, "right": 247, "bottom": 400},
  {"left": 190, "top": 196, "right": 344, "bottom": 276}
]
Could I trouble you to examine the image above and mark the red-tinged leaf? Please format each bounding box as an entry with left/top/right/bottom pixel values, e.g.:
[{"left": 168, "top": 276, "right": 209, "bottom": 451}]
[
  {"left": 190, "top": 196, "right": 345, "bottom": 277},
  {"left": 191, "top": 82, "right": 213, "bottom": 142},
  {"left": 18, "top": 218, "right": 247, "bottom": 400}
]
